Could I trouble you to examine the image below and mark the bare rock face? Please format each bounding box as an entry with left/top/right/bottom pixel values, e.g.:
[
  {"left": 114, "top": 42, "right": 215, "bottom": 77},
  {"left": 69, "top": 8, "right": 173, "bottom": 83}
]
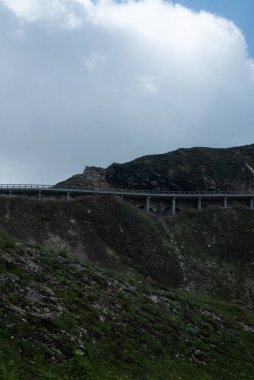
[
  {"left": 56, "top": 166, "right": 109, "bottom": 189},
  {"left": 82, "top": 166, "right": 109, "bottom": 188}
]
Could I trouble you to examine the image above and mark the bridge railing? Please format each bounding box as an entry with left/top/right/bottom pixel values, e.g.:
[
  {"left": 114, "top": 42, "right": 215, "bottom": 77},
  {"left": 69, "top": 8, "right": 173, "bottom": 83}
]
[
  {"left": 0, "top": 184, "right": 53, "bottom": 189},
  {"left": 91, "top": 189, "right": 254, "bottom": 195},
  {"left": 55, "top": 186, "right": 253, "bottom": 195},
  {"left": 0, "top": 184, "right": 253, "bottom": 196}
]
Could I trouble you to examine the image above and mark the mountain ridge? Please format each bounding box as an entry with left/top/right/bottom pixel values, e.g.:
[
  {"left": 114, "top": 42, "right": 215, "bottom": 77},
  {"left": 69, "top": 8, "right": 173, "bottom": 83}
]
[{"left": 57, "top": 143, "right": 254, "bottom": 192}]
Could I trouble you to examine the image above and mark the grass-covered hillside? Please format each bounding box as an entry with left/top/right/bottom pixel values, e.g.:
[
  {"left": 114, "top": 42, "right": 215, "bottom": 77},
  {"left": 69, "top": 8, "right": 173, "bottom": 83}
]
[
  {"left": 1, "top": 231, "right": 254, "bottom": 380},
  {"left": 1, "top": 195, "right": 254, "bottom": 379}
]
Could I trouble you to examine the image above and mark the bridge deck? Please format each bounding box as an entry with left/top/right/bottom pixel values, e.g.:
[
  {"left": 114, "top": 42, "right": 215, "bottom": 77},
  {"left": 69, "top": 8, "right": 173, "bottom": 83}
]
[{"left": 0, "top": 185, "right": 253, "bottom": 199}]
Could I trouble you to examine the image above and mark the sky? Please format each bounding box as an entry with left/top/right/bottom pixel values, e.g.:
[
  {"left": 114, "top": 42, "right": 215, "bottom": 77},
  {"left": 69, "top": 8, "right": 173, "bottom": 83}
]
[{"left": 0, "top": 0, "right": 254, "bottom": 184}]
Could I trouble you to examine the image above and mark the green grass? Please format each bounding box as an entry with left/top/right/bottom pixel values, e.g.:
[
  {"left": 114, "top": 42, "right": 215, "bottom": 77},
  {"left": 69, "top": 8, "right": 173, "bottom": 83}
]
[
  {"left": 1, "top": 236, "right": 254, "bottom": 380},
  {"left": 0, "top": 232, "right": 15, "bottom": 250},
  {"left": 1, "top": 200, "right": 254, "bottom": 379}
]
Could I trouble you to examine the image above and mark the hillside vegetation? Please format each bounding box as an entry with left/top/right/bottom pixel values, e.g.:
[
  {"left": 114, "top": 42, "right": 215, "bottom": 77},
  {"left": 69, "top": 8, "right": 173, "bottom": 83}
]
[
  {"left": 0, "top": 195, "right": 254, "bottom": 379},
  {"left": 0, "top": 196, "right": 254, "bottom": 307},
  {"left": 1, "top": 230, "right": 254, "bottom": 380}
]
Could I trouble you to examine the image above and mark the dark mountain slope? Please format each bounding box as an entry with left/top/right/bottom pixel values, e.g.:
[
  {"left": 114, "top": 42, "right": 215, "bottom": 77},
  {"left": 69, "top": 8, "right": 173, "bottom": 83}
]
[
  {"left": 57, "top": 144, "right": 254, "bottom": 191},
  {"left": 107, "top": 144, "right": 254, "bottom": 191}
]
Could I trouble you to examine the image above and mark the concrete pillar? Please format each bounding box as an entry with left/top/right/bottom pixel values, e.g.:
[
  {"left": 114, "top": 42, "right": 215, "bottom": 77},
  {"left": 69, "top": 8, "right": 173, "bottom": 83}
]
[
  {"left": 37, "top": 191, "right": 42, "bottom": 200},
  {"left": 156, "top": 202, "right": 161, "bottom": 215},
  {"left": 8, "top": 190, "right": 12, "bottom": 196},
  {"left": 66, "top": 192, "right": 71, "bottom": 201},
  {"left": 223, "top": 197, "right": 228, "bottom": 208},
  {"left": 197, "top": 197, "right": 202, "bottom": 211},
  {"left": 250, "top": 198, "right": 254, "bottom": 210},
  {"left": 171, "top": 197, "right": 176, "bottom": 216},
  {"left": 145, "top": 196, "right": 150, "bottom": 213}
]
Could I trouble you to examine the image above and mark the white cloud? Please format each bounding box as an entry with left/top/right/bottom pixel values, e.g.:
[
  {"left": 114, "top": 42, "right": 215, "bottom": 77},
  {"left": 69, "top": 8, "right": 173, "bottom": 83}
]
[
  {"left": 1, "top": 0, "right": 85, "bottom": 28},
  {"left": 0, "top": 0, "right": 254, "bottom": 183}
]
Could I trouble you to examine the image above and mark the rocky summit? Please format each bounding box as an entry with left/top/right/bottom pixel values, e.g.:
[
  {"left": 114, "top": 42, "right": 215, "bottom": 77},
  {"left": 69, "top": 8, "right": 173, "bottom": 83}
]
[
  {"left": 56, "top": 166, "right": 109, "bottom": 190},
  {"left": 1, "top": 145, "right": 254, "bottom": 379}
]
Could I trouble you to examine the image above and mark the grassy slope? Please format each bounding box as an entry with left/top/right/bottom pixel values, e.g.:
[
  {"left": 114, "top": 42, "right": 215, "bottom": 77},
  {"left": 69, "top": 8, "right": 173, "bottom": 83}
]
[
  {"left": 1, "top": 232, "right": 254, "bottom": 380},
  {"left": 1, "top": 197, "right": 254, "bottom": 378}
]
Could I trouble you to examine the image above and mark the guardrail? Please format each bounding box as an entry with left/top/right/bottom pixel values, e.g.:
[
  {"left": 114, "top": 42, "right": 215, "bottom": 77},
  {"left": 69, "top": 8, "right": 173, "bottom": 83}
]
[
  {"left": 0, "top": 184, "right": 253, "bottom": 196},
  {"left": 0, "top": 184, "right": 53, "bottom": 189}
]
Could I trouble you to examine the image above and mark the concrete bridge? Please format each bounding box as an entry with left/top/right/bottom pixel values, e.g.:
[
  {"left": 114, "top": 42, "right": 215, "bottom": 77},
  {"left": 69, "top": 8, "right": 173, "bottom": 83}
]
[{"left": 0, "top": 184, "right": 254, "bottom": 215}]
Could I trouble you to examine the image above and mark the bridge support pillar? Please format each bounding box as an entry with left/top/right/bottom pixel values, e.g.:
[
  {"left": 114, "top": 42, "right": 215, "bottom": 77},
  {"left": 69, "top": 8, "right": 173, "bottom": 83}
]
[
  {"left": 197, "top": 197, "right": 202, "bottom": 211},
  {"left": 8, "top": 190, "right": 12, "bottom": 196},
  {"left": 223, "top": 197, "right": 228, "bottom": 208},
  {"left": 37, "top": 191, "right": 42, "bottom": 200},
  {"left": 171, "top": 197, "right": 176, "bottom": 216},
  {"left": 66, "top": 192, "right": 71, "bottom": 201},
  {"left": 250, "top": 198, "right": 254, "bottom": 210},
  {"left": 145, "top": 196, "right": 150, "bottom": 213}
]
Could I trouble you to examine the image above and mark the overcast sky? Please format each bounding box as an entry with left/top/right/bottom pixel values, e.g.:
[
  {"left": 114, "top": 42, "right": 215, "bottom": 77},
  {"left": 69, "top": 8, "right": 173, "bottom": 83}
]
[{"left": 1, "top": 0, "right": 254, "bottom": 184}]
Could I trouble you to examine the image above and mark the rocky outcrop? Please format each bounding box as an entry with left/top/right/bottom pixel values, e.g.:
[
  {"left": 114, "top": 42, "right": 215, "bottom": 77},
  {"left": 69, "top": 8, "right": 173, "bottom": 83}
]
[{"left": 56, "top": 166, "right": 109, "bottom": 189}]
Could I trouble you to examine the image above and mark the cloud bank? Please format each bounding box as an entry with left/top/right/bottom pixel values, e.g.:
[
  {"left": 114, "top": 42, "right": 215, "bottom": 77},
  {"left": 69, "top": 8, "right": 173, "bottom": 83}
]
[{"left": 0, "top": 0, "right": 254, "bottom": 183}]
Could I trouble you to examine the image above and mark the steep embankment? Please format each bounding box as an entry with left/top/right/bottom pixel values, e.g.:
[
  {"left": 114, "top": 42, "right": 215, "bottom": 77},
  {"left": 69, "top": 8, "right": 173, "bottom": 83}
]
[
  {"left": 165, "top": 208, "right": 254, "bottom": 309},
  {"left": 0, "top": 195, "right": 254, "bottom": 308},
  {"left": 1, "top": 231, "right": 254, "bottom": 380},
  {"left": 0, "top": 195, "right": 182, "bottom": 288}
]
